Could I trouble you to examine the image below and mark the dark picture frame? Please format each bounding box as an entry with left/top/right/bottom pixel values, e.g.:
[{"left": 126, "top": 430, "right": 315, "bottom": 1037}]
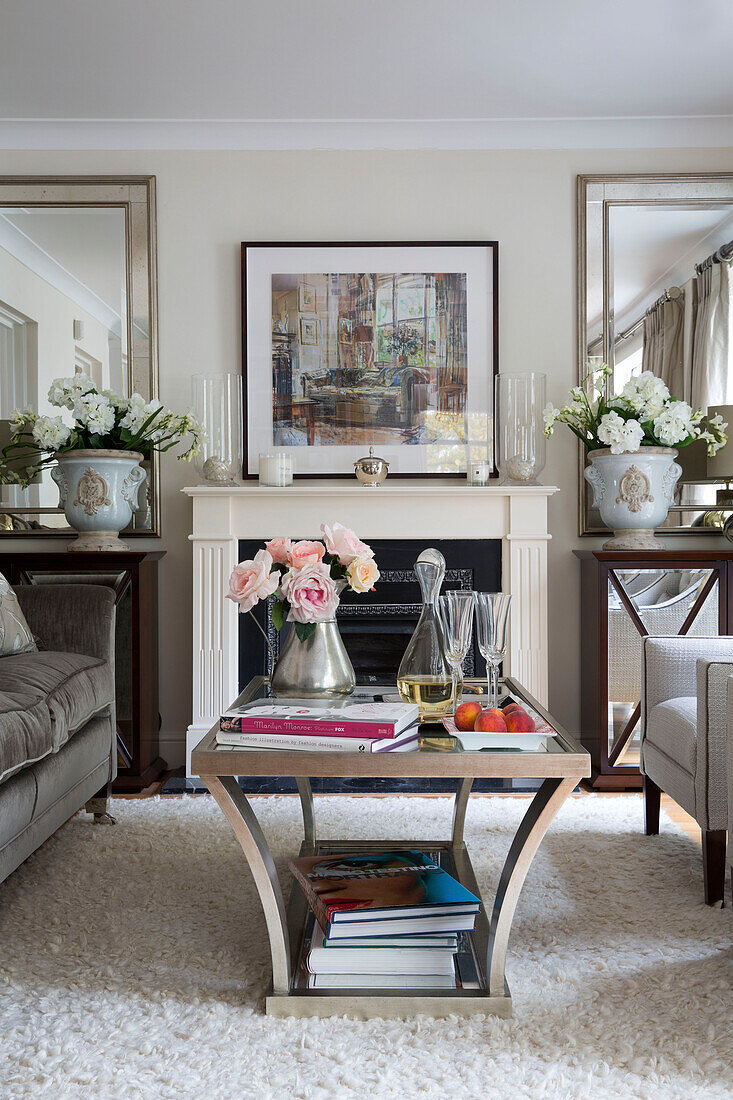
[{"left": 241, "top": 241, "right": 499, "bottom": 479}]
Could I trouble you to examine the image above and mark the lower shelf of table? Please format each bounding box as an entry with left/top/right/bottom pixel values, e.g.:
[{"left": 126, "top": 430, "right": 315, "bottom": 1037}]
[{"left": 266, "top": 837, "right": 510, "bottom": 1020}]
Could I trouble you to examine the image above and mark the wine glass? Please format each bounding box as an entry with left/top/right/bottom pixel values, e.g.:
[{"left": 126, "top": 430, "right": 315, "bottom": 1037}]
[
  {"left": 474, "top": 592, "right": 512, "bottom": 708},
  {"left": 437, "top": 590, "right": 476, "bottom": 709}
]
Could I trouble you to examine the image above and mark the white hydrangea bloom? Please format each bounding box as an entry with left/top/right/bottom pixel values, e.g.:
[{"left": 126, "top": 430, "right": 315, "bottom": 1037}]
[
  {"left": 48, "top": 374, "right": 95, "bottom": 411},
  {"left": 47, "top": 378, "right": 72, "bottom": 408},
  {"left": 73, "top": 392, "right": 115, "bottom": 436},
  {"left": 652, "top": 401, "right": 696, "bottom": 446},
  {"left": 621, "top": 372, "right": 670, "bottom": 420},
  {"left": 31, "top": 415, "right": 71, "bottom": 451},
  {"left": 102, "top": 389, "right": 127, "bottom": 410},
  {"left": 597, "top": 411, "right": 645, "bottom": 454}
]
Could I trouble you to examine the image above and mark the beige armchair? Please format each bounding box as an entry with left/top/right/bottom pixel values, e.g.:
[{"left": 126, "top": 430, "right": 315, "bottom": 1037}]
[{"left": 641, "top": 635, "right": 731, "bottom": 906}]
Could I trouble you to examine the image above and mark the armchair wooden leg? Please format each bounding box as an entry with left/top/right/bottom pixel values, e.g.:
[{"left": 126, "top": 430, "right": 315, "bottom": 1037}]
[
  {"left": 702, "top": 829, "right": 726, "bottom": 907},
  {"left": 643, "top": 774, "right": 660, "bottom": 836}
]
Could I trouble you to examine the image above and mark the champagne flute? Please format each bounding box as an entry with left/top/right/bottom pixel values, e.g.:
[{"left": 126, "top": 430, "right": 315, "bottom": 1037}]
[
  {"left": 437, "top": 590, "right": 476, "bottom": 709},
  {"left": 474, "top": 592, "right": 512, "bottom": 708}
]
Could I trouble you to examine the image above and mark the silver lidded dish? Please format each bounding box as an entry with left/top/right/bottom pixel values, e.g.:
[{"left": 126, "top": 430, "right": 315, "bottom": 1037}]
[{"left": 353, "top": 445, "right": 389, "bottom": 487}]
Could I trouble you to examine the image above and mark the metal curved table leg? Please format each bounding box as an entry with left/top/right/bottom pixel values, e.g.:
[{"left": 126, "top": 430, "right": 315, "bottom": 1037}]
[
  {"left": 296, "top": 778, "right": 317, "bottom": 851},
  {"left": 487, "top": 776, "right": 576, "bottom": 996},
  {"left": 451, "top": 777, "right": 474, "bottom": 848},
  {"left": 204, "top": 774, "right": 291, "bottom": 993}
]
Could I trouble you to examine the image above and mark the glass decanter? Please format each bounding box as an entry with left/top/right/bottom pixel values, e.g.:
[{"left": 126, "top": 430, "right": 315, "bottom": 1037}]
[{"left": 397, "top": 548, "right": 454, "bottom": 720}]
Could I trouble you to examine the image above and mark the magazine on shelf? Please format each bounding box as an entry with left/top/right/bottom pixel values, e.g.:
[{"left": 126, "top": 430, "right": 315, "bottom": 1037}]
[
  {"left": 219, "top": 697, "right": 419, "bottom": 739},
  {"left": 289, "top": 850, "right": 480, "bottom": 936}
]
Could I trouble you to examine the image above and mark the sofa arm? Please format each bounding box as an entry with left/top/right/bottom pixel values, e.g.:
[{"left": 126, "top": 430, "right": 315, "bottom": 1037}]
[
  {"left": 695, "top": 657, "right": 733, "bottom": 830},
  {"left": 642, "top": 635, "right": 733, "bottom": 715},
  {"left": 14, "top": 584, "right": 116, "bottom": 664}
]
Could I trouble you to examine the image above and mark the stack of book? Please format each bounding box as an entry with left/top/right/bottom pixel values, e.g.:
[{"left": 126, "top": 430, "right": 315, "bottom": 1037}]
[
  {"left": 289, "top": 849, "right": 481, "bottom": 989},
  {"left": 216, "top": 695, "right": 421, "bottom": 753}
]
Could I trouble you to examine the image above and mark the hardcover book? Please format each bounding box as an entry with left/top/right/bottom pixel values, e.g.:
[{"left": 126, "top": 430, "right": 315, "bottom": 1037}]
[
  {"left": 289, "top": 850, "right": 481, "bottom": 935},
  {"left": 220, "top": 697, "right": 419, "bottom": 739},
  {"left": 214, "top": 724, "right": 420, "bottom": 753}
]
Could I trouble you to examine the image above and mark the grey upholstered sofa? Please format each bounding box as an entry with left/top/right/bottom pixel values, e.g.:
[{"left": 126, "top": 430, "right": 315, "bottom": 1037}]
[
  {"left": 0, "top": 584, "right": 117, "bottom": 884},
  {"left": 641, "top": 635, "right": 732, "bottom": 906}
]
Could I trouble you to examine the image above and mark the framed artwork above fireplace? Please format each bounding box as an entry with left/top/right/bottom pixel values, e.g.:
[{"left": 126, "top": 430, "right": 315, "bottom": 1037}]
[{"left": 241, "top": 241, "right": 499, "bottom": 479}]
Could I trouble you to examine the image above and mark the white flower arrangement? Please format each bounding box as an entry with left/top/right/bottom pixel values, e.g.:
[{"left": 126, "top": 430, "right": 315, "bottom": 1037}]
[
  {"left": 1, "top": 374, "right": 203, "bottom": 488},
  {"left": 543, "top": 365, "right": 728, "bottom": 457}
]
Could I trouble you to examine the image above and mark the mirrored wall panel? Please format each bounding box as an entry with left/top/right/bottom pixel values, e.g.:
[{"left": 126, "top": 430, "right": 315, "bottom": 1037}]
[
  {"left": 578, "top": 174, "right": 733, "bottom": 535},
  {"left": 0, "top": 177, "right": 159, "bottom": 536}
]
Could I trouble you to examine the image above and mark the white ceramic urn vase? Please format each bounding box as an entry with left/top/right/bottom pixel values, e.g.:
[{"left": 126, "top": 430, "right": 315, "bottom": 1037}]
[
  {"left": 584, "top": 447, "right": 682, "bottom": 550},
  {"left": 51, "top": 449, "right": 146, "bottom": 552}
]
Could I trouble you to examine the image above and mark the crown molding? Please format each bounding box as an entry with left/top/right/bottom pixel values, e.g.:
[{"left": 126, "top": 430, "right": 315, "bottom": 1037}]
[{"left": 1, "top": 116, "right": 733, "bottom": 151}]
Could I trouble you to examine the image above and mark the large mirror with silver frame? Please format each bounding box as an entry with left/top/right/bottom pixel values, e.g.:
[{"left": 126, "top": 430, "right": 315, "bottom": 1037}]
[
  {"left": 578, "top": 173, "right": 733, "bottom": 536},
  {"left": 0, "top": 176, "right": 159, "bottom": 536}
]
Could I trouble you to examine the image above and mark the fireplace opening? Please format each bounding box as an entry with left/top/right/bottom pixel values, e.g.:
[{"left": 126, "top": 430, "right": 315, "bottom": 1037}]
[{"left": 236, "top": 537, "right": 518, "bottom": 793}]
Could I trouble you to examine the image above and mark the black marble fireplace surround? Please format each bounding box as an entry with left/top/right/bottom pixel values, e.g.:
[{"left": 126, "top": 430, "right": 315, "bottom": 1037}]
[{"left": 233, "top": 538, "right": 512, "bottom": 794}]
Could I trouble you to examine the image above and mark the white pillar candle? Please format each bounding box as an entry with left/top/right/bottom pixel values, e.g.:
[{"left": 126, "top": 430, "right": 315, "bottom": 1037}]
[{"left": 259, "top": 453, "right": 293, "bottom": 486}]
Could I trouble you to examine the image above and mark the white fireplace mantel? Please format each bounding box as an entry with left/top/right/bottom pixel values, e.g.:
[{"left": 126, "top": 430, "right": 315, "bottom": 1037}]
[{"left": 183, "top": 480, "right": 558, "bottom": 774}]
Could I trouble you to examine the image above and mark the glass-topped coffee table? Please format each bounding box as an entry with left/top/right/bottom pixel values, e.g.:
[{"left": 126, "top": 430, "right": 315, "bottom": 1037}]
[{"left": 192, "top": 676, "right": 590, "bottom": 1019}]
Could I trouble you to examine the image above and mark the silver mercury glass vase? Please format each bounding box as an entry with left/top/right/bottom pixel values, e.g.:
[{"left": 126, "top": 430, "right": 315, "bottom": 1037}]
[{"left": 270, "top": 619, "right": 356, "bottom": 698}]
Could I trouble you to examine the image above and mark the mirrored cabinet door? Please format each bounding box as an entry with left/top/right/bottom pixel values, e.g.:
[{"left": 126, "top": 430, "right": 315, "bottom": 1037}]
[
  {"left": 577, "top": 551, "right": 728, "bottom": 788},
  {"left": 606, "top": 566, "right": 719, "bottom": 768}
]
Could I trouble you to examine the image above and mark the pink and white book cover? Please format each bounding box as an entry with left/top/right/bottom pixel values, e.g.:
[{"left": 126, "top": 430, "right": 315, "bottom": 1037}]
[{"left": 219, "top": 699, "right": 419, "bottom": 739}]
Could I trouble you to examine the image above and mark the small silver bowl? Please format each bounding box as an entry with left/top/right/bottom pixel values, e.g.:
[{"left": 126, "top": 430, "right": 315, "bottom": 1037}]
[{"left": 353, "top": 446, "right": 389, "bottom": 487}]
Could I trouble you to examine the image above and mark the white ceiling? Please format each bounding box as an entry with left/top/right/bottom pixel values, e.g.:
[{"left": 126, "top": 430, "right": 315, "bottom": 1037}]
[{"left": 1, "top": 0, "right": 733, "bottom": 148}]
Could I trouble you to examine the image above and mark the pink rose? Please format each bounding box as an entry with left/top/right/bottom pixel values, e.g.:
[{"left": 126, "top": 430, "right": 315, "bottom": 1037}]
[
  {"left": 265, "top": 537, "right": 292, "bottom": 565},
  {"left": 281, "top": 562, "right": 339, "bottom": 623},
  {"left": 320, "top": 522, "right": 372, "bottom": 566},
  {"left": 288, "top": 539, "right": 325, "bottom": 569},
  {"left": 226, "top": 549, "right": 279, "bottom": 613}
]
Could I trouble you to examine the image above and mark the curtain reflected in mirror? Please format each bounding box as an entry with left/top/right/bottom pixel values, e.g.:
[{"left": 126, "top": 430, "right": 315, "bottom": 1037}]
[
  {"left": 0, "top": 177, "right": 158, "bottom": 536},
  {"left": 579, "top": 175, "right": 733, "bottom": 534}
]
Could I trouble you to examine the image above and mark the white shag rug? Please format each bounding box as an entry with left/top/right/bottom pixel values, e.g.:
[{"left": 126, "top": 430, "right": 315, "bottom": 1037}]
[{"left": 0, "top": 793, "right": 731, "bottom": 1100}]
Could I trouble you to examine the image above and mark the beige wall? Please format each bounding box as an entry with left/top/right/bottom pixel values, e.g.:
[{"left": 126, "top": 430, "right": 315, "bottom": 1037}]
[{"left": 2, "top": 148, "right": 732, "bottom": 764}]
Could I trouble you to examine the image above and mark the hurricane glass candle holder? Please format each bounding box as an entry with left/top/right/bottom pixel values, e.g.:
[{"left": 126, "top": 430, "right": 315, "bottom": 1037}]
[
  {"left": 191, "top": 373, "right": 243, "bottom": 484},
  {"left": 495, "top": 372, "right": 546, "bottom": 484}
]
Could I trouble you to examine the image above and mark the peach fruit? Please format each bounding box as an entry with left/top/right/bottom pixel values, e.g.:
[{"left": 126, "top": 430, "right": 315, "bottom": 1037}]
[
  {"left": 454, "top": 701, "right": 483, "bottom": 731},
  {"left": 504, "top": 708, "right": 536, "bottom": 733},
  {"left": 502, "top": 703, "right": 523, "bottom": 715},
  {"left": 474, "top": 708, "right": 508, "bottom": 732}
]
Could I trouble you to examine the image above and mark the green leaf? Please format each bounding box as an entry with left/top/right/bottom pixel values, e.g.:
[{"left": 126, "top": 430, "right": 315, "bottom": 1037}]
[
  {"left": 271, "top": 600, "right": 285, "bottom": 632},
  {"left": 294, "top": 621, "right": 316, "bottom": 643}
]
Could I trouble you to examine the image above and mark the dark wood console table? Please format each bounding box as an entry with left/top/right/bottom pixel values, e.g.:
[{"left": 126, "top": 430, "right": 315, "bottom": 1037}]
[
  {"left": 575, "top": 549, "right": 732, "bottom": 789},
  {"left": 1, "top": 550, "right": 166, "bottom": 793}
]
